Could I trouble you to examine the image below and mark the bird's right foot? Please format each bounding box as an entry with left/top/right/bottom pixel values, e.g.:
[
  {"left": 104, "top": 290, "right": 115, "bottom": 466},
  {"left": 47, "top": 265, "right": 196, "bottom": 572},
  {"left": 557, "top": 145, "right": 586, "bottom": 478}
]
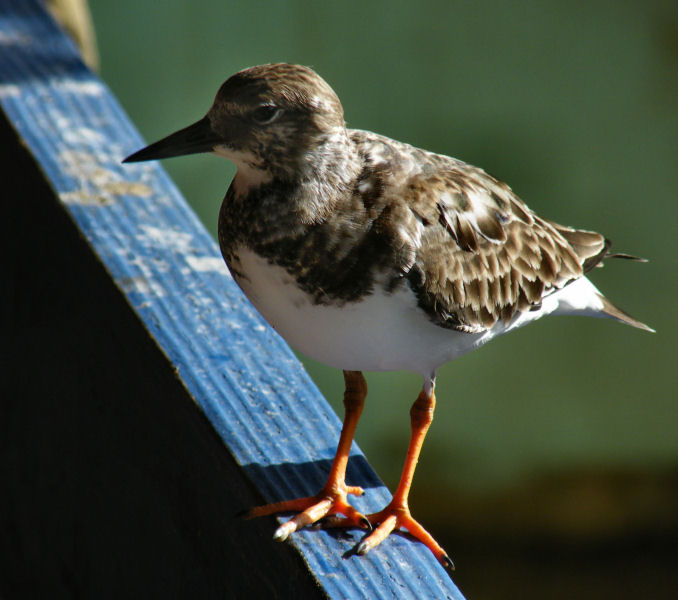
[{"left": 242, "top": 482, "right": 370, "bottom": 541}]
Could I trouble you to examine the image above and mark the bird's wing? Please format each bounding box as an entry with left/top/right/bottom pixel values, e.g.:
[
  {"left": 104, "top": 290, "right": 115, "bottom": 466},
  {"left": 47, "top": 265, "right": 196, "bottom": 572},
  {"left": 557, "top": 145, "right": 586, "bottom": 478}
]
[{"left": 401, "top": 161, "right": 608, "bottom": 333}]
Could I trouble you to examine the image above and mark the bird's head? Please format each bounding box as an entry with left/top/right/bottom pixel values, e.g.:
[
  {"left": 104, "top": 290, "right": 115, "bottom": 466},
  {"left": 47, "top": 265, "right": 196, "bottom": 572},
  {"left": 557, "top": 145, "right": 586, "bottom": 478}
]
[{"left": 123, "top": 63, "right": 347, "bottom": 184}]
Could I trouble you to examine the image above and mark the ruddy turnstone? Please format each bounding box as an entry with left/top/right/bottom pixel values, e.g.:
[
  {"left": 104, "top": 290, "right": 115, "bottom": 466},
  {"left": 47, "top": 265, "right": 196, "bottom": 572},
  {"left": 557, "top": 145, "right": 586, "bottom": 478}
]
[{"left": 124, "top": 63, "right": 653, "bottom": 569}]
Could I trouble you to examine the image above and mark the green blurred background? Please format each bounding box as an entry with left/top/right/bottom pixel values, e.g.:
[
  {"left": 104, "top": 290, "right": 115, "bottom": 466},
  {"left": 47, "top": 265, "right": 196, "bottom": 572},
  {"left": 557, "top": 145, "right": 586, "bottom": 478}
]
[{"left": 87, "top": 1, "right": 677, "bottom": 597}]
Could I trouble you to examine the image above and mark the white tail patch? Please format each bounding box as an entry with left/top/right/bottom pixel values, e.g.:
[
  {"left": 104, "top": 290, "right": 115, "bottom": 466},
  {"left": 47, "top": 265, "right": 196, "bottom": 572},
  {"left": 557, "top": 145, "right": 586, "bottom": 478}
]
[{"left": 507, "top": 276, "right": 653, "bottom": 333}]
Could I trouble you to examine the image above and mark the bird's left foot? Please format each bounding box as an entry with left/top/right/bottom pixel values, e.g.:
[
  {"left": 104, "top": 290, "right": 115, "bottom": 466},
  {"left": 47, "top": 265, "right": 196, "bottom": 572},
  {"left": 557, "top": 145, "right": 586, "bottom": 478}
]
[{"left": 358, "top": 502, "right": 454, "bottom": 570}]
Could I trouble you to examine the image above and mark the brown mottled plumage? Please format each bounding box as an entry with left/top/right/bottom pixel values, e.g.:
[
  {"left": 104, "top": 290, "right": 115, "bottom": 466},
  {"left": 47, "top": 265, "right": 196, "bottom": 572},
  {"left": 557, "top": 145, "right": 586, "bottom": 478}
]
[{"left": 124, "top": 63, "right": 652, "bottom": 571}]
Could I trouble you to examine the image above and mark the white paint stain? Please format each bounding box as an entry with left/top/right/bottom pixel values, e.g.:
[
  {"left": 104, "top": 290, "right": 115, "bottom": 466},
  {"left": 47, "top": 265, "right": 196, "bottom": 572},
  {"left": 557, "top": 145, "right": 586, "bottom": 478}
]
[
  {"left": 185, "top": 256, "right": 228, "bottom": 273},
  {"left": 62, "top": 126, "right": 105, "bottom": 145},
  {"left": 123, "top": 255, "right": 167, "bottom": 297},
  {"left": 58, "top": 149, "right": 152, "bottom": 204},
  {"left": 119, "top": 276, "right": 166, "bottom": 298},
  {"left": 0, "top": 31, "right": 31, "bottom": 46},
  {"left": 137, "top": 225, "right": 194, "bottom": 253},
  {"left": 0, "top": 84, "right": 20, "bottom": 98},
  {"left": 52, "top": 79, "right": 104, "bottom": 96},
  {"left": 61, "top": 190, "right": 114, "bottom": 206}
]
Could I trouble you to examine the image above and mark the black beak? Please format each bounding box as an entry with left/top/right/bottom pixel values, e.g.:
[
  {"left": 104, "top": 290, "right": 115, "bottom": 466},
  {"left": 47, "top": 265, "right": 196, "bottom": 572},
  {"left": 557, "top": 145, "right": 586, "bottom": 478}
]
[{"left": 123, "top": 116, "right": 220, "bottom": 163}]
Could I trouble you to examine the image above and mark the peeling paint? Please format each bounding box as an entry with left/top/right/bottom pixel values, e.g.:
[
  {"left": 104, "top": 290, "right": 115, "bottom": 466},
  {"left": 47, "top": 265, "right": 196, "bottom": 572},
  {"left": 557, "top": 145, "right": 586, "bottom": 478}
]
[
  {"left": 62, "top": 126, "right": 105, "bottom": 145},
  {"left": 119, "top": 276, "right": 166, "bottom": 298},
  {"left": 60, "top": 150, "right": 117, "bottom": 184},
  {"left": 0, "top": 84, "right": 20, "bottom": 98},
  {"left": 185, "top": 256, "right": 228, "bottom": 273},
  {"left": 186, "top": 293, "right": 215, "bottom": 308},
  {"left": 57, "top": 149, "right": 153, "bottom": 204},
  {"left": 0, "top": 31, "right": 31, "bottom": 46},
  {"left": 61, "top": 190, "right": 116, "bottom": 206},
  {"left": 119, "top": 254, "right": 168, "bottom": 297},
  {"left": 103, "top": 181, "right": 153, "bottom": 197},
  {"left": 52, "top": 78, "right": 105, "bottom": 96},
  {"left": 137, "top": 225, "right": 194, "bottom": 253}
]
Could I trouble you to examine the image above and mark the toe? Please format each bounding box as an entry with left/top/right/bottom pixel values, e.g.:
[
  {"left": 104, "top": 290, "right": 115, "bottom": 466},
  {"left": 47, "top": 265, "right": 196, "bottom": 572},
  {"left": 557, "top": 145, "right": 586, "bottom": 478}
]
[
  {"left": 245, "top": 485, "right": 367, "bottom": 539},
  {"left": 345, "top": 485, "right": 365, "bottom": 496},
  {"left": 356, "top": 515, "right": 398, "bottom": 555},
  {"left": 362, "top": 504, "right": 452, "bottom": 567},
  {"left": 397, "top": 512, "right": 448, "bottom": 563}
]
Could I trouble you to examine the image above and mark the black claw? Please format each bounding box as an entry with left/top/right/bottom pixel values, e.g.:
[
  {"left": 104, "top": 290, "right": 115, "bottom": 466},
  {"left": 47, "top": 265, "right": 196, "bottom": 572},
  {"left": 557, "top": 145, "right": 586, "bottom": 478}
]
[
  {"left": 356, "top": 540, "right": 369, "bottom": 556},
  {"left": 234, "top": 508, "right": 251, "bottom": 519},
  {"left": 441, "top": 555, "right": 455, "bottom": 571},
  {"left": 360, "top": 516, "right": 373, "bottom": 531}
]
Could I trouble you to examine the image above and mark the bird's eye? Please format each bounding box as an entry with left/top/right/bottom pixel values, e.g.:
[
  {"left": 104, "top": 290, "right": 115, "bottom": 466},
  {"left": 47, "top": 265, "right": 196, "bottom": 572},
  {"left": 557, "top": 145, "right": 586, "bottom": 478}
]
[{"left": 252, "top": 104, "right": 282, "bottom": 125}]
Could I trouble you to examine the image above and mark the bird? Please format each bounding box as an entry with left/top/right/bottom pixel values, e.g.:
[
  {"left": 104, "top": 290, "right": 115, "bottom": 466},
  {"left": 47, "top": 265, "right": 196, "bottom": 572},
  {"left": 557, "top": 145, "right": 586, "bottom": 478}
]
[{"left": 124, "top": 63, "right": 653, "bottom": 570}]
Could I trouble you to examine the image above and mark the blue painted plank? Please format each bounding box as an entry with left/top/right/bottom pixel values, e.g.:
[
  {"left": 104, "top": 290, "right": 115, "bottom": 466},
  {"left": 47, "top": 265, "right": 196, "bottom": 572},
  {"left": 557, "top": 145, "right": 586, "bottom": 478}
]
[{"left": 0, "top": 1, "right": 464, "bottom": 597}]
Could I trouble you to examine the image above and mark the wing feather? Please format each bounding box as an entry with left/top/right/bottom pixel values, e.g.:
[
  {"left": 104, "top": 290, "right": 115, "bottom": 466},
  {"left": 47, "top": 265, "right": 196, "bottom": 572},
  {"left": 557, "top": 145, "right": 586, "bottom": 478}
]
[{"left": 402, "top": 163, "right": 608, "bottom": 332}]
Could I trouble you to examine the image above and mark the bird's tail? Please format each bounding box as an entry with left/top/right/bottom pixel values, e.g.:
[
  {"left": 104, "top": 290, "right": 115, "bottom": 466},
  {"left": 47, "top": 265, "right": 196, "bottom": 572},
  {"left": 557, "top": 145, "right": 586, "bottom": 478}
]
[
  {"left": 547, "top": 222, "right": 654, "bottom": 332},
  {"left": 596, "top": 252, "right": 654, "bottom": 332},
  {"left": 597, "top": 294, "right": 655, "bottom": 333}
]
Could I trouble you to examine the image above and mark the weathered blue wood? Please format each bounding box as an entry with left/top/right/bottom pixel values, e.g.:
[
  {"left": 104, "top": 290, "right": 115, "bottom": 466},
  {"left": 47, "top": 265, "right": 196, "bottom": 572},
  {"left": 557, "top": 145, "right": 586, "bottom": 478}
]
[{"left": 0, "top": 1, "right": 464, "bottom": 597}]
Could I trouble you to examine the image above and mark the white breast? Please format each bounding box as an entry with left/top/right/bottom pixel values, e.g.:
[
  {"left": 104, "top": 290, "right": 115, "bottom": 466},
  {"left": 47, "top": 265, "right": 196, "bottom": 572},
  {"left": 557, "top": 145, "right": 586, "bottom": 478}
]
[
  {"left": 231, "top": 247, "right": 608, "bottom": 376},
  {"left": 232, "top": 248, "right": 480, "bottom": 375}
]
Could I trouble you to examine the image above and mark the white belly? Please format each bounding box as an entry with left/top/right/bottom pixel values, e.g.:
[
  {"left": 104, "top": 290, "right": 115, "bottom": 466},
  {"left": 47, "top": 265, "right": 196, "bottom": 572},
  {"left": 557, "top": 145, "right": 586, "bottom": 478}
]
[{"left": 231, "top": 247, "right": 606, "bottom": 376}]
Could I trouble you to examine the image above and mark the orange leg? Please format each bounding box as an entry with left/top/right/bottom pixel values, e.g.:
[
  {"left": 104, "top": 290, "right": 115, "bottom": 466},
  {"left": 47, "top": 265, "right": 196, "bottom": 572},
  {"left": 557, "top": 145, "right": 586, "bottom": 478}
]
[
  {"left": 243, "top": 370, "right": 370, "bottom": 539},
  {"left": 358, "top": 384, "right": 453, "bottom": 570}
]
